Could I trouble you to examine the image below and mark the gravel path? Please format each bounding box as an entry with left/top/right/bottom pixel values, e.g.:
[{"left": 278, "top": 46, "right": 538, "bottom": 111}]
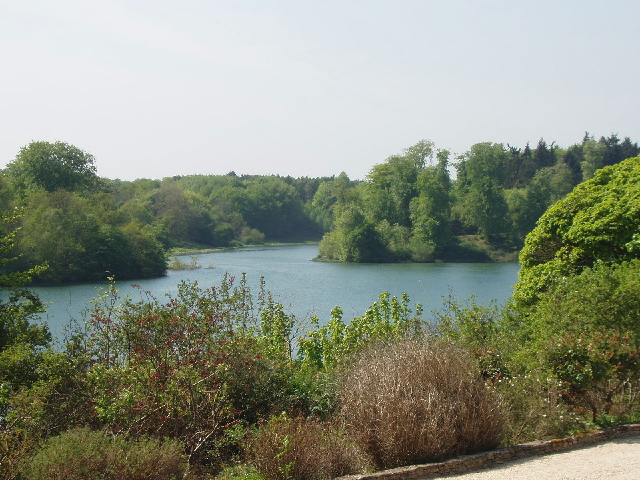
[{"left": 440, "top": 436, "right": 640, "bottom": 479}]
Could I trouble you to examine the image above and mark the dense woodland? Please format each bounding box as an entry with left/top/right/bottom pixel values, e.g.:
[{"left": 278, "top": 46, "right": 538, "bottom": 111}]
[
  {"left": 1, "top": 140, "right": 640, "bottom": 478},
  {"left": 318, "top": 134, "right": 639, "bottom": 263},
  {"left": 0, "top": 133, "right": 638, "bottom": 284}
]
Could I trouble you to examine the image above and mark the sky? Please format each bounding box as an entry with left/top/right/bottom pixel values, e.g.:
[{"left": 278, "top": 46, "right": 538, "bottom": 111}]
[{"left": 1, "top": 0, "right": 638, "bottom": 181}]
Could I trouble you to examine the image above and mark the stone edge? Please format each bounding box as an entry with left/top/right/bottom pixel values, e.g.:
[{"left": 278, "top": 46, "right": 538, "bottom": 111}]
[{"left": 335, "top": 424, "right": 640, "bottom": 480}]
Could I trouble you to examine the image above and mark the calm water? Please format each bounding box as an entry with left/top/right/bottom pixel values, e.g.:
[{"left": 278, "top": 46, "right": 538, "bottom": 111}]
[{"left": 27, "top": 244, "right": 520, "bottom": 341}]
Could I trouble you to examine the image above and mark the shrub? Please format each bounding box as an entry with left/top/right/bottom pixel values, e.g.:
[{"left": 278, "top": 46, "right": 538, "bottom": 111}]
[
  {"left": 246, "top": 415, "right": 368, "bottom": 480},
  {"left": 495, "top": 372, "right": 590, "bottom": 444},
  {"left": 24, "top": 427, "right": 188, "bottom": 480},
  {"left": 82, "top": 275, "right": 299, "bottom": 466},
  {"left": 515, "top": 260, "right": 640, "bottom": 423},
  {"left": 339, "top": 339, "right": 504, "bottom": 469}
]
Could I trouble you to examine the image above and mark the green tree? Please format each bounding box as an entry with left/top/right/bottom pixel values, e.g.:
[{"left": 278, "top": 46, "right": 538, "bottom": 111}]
[
  {"left": 232, "top": 177, "right": 311, "bottom": 240},
  {"left": 0, "top": 209, "right": 59, "bottom": 479},
  {"left": 454, "top": 143, "right": 509, "bottom": 239},
  {"left": 14, "top": 190, "right": 166, "bottom": 282},
  {"left": 7, "top": 141, "right": 102, "bottom": 195},
  {"left": 319, "top": 203, "right": 389, "bottom": 263},
  {"left": 0, "top": 210, "right": 48, "bottom": 350},
  {"left": 581, "top": 138, "right": 606, "bottom": 181},
  {"left": 409, "top": 150, "right": 452, "bottom": 260},
  {"left": 515, "top": 156, "right": 640, "bottom": 305},
  {"left": 363, "top": 154, "right": 420, "bottom": 228}
]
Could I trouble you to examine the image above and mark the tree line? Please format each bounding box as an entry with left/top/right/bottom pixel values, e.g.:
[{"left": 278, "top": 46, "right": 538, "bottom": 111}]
[
  {"left": 0, "top": 141, "right": 332, "bottom": 283},
  {"left": 318, "top": 133, "right": 639, "bottom": 262},
  {"left": 1, "top": 133, "right": 637, "bottom": 284}
]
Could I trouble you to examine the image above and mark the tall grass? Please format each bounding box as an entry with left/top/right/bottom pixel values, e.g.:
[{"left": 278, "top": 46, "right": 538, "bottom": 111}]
[{"left": 339, "top": 339, "right": 505, "bottom": 469}]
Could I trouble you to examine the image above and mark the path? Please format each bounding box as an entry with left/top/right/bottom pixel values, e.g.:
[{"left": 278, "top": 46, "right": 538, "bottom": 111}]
[{"left": 440, "top": 436, "right": 640, "bottom": 479}]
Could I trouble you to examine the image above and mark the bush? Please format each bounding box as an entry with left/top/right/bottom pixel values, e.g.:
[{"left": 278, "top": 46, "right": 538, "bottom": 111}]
[
  {"left": 514, "top": 260, "right": 640, "bottom": 423},
  {"left": 246, "top": 415, "right": 368, "bottom": 480},
  {"left": 495, "top": 372, "right": 590, "bottom": 444},
  {"left": 24, "top": 427, "right": 188, "bottom": 480},
  {"left": 339, "top": 339, "right": 504, "bottom": 469}
]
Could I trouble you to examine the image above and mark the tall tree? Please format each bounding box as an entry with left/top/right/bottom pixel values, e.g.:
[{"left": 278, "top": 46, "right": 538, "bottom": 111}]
[
  {"left": 364, "top": 154, "right": 420, "bottom": 228},
  {"left": 454, "top": 143, "right": 509, "bottom": 239},
  {"left": 409, "top": 150, "right": 452, "bottom": 260},
  {"left": 0, "top": 208, "right": 49, "bottom": 380},
  {"left": 7, "top": 141, "right": 102, "bottom": 195}
]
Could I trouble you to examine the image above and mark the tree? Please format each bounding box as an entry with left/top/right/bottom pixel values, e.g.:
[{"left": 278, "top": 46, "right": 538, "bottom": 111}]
[
  {"left": 454, "top": 143, "right": 509, "bottom": 239},
  {"left": 515, "top": 156, "right": 640, "bottom": 306},
  {"left": 409, "top": 150, "right": 452, "bottom": 260},
  {"left": 14, "top": 190, "right": 166, "bottom": 282},
  {"left": 7, "top": 141, "right": 102, "bottom": 194},
  {"left": 363, "top": 154, "right": 420, "bottom": 228},
  {"left": 234, "top": 177, "right": 310, "bottom": 240},
  {"left": 581, "top": 139, "right": 606, "bottom": 181},
  {"left": 0, "top": 209, "right": 48, "bottom": 350}
]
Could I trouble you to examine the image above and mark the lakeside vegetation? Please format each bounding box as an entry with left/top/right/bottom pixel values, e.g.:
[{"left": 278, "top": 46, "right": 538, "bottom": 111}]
[
  {"left": 1, "top": 138, "right": 640, "bottom": 479},
  {"left": 0, "top": 133, "right": 637, "bottom": 284}
]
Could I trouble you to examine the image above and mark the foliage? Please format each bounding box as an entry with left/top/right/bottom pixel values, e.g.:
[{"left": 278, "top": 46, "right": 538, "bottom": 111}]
[
  {"left": 318, "top": 134, "right": 638, "bottom": 264},
  {"left": 454, "top": 142, "right": 509, "bottom": 239},
  {"left": 494, "top": 371, "right": 589, "bottom": 445},
  {"left": 5, "top": 133, "right": 640, "bottom": 475},
  {"left": 0, "top": 208, "right": 64, "bottom": 480},
  {"left": 318, "top": 140, "right": 453, "bottom": 263},
  {"left": 75, "top": 274, "right": 316, "bottom": 468},
  {"left": 11, "top": 191, "right": 166, "bottom": 282},
  {"left": 246, "top": 415, "right": 368, "bottom": 480},
  {"left": 298, "top": 292, "right": 424, "bottom": 371},
  {"left": 2, "top": 134, "right": 637, "bottom": 283},
  {"left": 434, "top": 296, "right": 509, "bottom": 381},
  {"left": 82, "top": 277, "right": 241, "bottom": 463},
  {"left": 24, "top": 427, "right": 188, "bottom": 480},
  {"left": 0, "top": 208, "right": 49, "bottom": 388},
  {"left": 339, "top": 339, "right": 504, "bottom": 469},
  {"left": 7, "top": 141, "right": 102, "bottom": 195},
  {"left": 514, "top": 260, "right": 640, "bottom": 422},
  {"left": 515, "top": 156, "right": 640, "bottom": 305}
]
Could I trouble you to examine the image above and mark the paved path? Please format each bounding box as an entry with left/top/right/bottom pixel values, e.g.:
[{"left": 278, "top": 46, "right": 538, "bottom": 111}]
[{"left": 441, "top": 436, "right": 640, "bottom": 479}]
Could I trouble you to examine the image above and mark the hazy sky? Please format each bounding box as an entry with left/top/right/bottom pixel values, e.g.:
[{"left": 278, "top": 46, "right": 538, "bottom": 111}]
[{"left": 1, "top": 0, "right": 638, "bottom": 181}]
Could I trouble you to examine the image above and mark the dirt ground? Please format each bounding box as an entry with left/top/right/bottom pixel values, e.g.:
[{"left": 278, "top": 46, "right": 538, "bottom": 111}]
[{"left": 441, "top": 436, "right": 640, "bottom": 479}]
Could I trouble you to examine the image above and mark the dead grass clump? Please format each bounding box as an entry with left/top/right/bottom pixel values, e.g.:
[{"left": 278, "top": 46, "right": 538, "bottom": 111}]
[
  {"left": 339, "top": 339, "right": 505, "bottom": 469},
  {"left": 246, "top": 415, "right": 368, "bottom": 480}
]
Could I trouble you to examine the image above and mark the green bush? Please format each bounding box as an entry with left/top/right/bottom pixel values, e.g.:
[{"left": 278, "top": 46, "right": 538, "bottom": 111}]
[
  {"left": 246, "top": 415, "right": 368, "bottom": 480},
  {"left": 516, "top": 260, "right": 640, "bottom": 422},
  {"left": 24, "top": 427, "right": 187, "bottom": 480},
  {"left": 339, "top": 339, "right": 504, "bottom": 469}
]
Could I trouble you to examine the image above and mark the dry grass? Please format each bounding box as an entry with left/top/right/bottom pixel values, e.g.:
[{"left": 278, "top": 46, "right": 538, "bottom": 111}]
[{"left": 339, "top": 339, "right": 505, "bottom": 469}]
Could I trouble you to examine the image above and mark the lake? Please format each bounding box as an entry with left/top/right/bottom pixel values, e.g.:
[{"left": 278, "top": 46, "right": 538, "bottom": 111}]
[{"left": 27, "top": 244, "right": 520, "bottom": 342}]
